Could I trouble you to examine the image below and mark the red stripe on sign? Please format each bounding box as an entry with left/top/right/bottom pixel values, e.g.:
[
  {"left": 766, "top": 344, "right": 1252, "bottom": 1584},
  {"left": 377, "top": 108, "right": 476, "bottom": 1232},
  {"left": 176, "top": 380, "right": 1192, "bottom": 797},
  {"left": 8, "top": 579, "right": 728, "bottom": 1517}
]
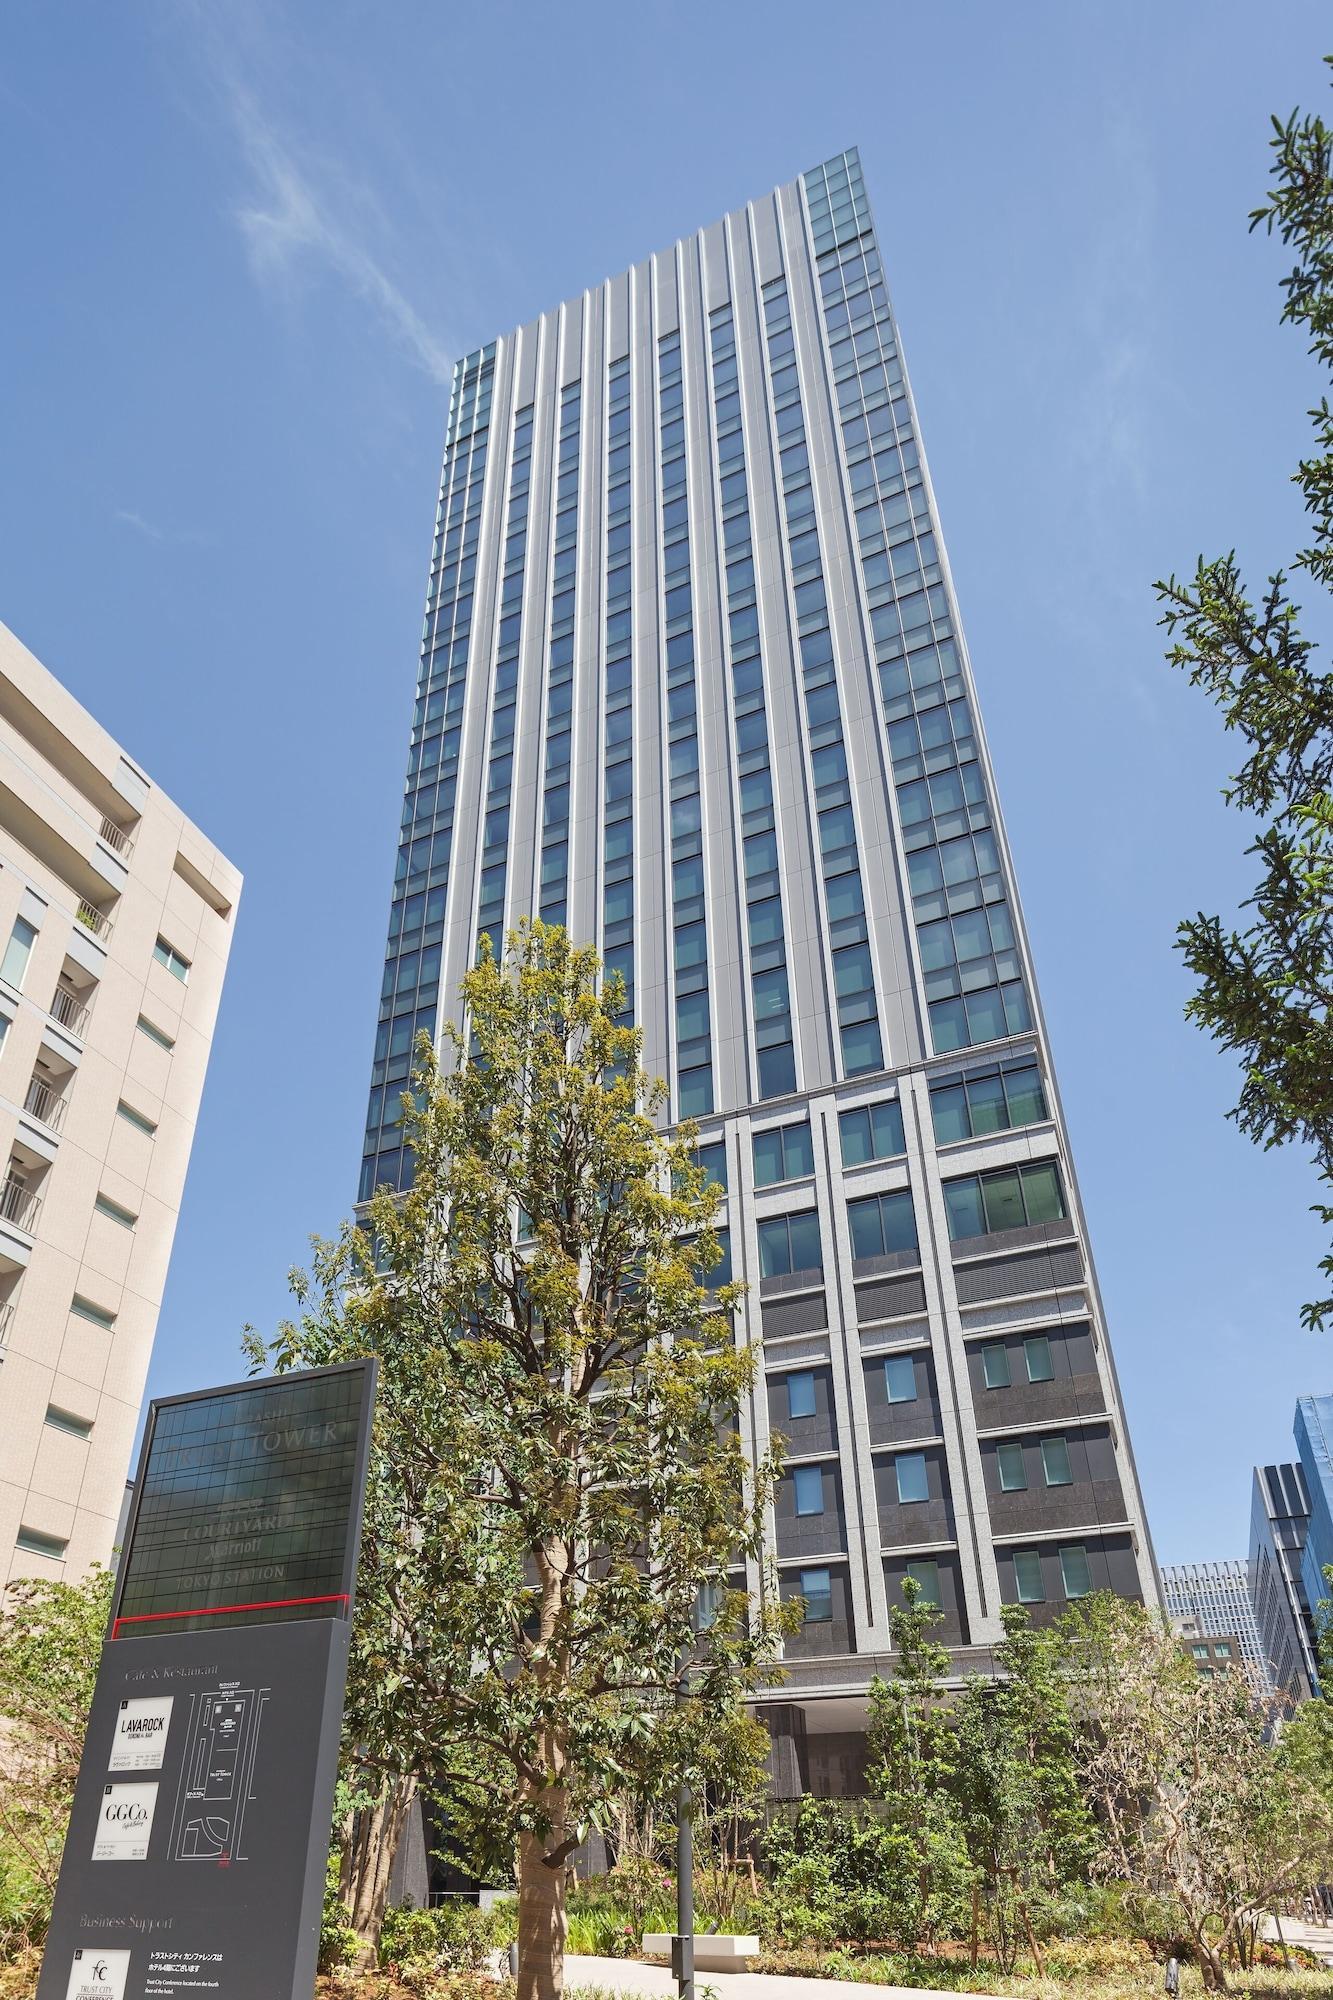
[{"left": 111, "top": 1592, "right": 348, "bottom": 1637}]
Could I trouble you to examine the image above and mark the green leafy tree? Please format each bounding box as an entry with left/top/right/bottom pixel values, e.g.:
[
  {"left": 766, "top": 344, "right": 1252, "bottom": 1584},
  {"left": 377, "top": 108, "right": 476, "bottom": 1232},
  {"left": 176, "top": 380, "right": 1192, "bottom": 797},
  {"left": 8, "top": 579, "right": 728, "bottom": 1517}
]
[
  {"left": 1063, "top": 1592, "right": 1333, "bottom": 1990},
  {"left": 1277, "top": 1563, "right": 1333, "bottom": 1800},
  {"left": 248, "top": 922, "right": 785, "bottom": 2000},
  {"left": 1156, "top": 58, "right": 1333, "bottom": 1327},
  {"left": 0, "top": 1565, "right": 110, "bottom": 1955},
  {"left": 760, "top": 1797, "right": 921, "bottom": 1950},
  {"left": 865, "top": 1578, "right": 973, "bottom": 1951},
  {"left": 948, "top": 1607, "right": 1096, "bottom": 1972}
]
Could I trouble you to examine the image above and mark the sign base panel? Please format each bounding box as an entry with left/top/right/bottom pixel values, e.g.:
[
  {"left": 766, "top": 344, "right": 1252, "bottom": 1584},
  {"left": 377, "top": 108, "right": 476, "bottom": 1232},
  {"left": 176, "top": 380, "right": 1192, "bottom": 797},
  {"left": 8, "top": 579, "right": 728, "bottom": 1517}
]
[{"left": 38, "top": 1619, "right": 349, "bottom": 2000}]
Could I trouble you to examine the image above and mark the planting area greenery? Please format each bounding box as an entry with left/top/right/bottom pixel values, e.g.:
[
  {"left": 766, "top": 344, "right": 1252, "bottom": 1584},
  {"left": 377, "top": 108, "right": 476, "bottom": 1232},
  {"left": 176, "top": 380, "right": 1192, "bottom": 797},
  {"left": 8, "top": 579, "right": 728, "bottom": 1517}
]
[
  {"left": 3, "top": 931, "right": 1333, "bottom": 2000},
  {"left": 7, "top": 1569, "right": 1333, "bottom": 2000}
]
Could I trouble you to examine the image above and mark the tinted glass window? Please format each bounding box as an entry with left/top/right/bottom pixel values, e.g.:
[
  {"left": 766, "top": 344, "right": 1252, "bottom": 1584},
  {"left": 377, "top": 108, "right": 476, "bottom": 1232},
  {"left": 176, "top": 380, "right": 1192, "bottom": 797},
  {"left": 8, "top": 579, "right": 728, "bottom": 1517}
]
[
  {"left": 982, "top": 1343, "right": 1011, "bottom": 1390},
  {"left": 1041, "top": 1436, "right": 1072, "bottom": 1486},
  {"left": 997, "top": 1442, "right": 1027, "bottom": 1491},
  {"left": 944, "top": 1179, "right": 985, "bottom": 1239},
  {"left": 1060, "top": 1545, "right": 1092, "bottom": 1599},
  {"left": 799, "top": 1567, "right": 832, "bottom": 1622},
  {"left": 1014, "top": 1550, "right": 1045, "bottom": 1603},
  {"left": 904, "top": 1559, "right": 940, "bottom": 1607},
  {"left": 787, "top": 1211, "right": 822, "bottom": 1274},
  {"left": 1024, "top": 1335, "right": 1054, "bottom": 1384},
  {"left": 884, "top": 1355, "right": 917, "bottom": 1404},
  {"left": 895, "top": 1452, "right": 929, "bottom": 1504},
  {"left": 786, "top": 1371, "right": 816, "bottom": 1420}
]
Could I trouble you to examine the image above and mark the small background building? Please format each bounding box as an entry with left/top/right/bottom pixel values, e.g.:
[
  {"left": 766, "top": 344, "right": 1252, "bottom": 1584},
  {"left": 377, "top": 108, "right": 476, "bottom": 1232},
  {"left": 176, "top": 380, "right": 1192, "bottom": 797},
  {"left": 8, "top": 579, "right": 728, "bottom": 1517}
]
[{"left": 1161, "top": 1558, "right": 1272, "bottom": 1694}]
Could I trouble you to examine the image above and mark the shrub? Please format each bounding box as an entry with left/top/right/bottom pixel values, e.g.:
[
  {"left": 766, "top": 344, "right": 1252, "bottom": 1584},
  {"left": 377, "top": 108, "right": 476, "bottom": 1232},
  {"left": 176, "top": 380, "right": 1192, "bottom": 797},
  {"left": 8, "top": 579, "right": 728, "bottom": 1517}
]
[
  {"left": 1039, "top": 1936, "right": 1153, "bottom": 1979},
  {"left": 484, "top": 1895, "right": 519, "bottom": 1948},
  {"left": 0, "top": 1950, "right": 41, "bottom": 2000},
  {"left": 378, "top": 1900, "right": 491, "bottom": 1983},
  {"left": 318, "top": 1852, "right": 359, "bottom": 1974},
  {"left": 754, "top": 1946, "right": 1005, "bottom": 1990},
  {"left": 759, "top": 1800, "right": 971, "bottom": 1950},
  {"left": 566, "top": 1907, "right": 638, "bottom": 1957}
]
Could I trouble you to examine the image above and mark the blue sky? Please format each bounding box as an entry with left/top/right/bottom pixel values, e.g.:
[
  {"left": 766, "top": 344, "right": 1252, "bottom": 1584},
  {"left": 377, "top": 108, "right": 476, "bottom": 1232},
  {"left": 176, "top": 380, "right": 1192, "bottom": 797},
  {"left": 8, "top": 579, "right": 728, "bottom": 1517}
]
[{"left": 2, "top": 0, "right": 1331, "bottom": 1565}]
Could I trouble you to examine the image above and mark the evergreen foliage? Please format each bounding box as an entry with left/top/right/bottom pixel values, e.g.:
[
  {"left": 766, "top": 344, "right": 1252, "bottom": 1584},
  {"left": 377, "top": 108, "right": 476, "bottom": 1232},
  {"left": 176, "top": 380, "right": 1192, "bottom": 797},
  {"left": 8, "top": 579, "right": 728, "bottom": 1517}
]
[{"left": 1156, "top": 57, "right": 1333, "bottom": 1326}]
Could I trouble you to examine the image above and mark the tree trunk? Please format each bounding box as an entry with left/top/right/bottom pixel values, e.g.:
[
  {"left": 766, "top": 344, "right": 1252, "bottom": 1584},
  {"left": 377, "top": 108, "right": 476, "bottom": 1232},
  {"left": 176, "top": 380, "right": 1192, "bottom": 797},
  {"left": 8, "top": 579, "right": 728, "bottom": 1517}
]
[
  {"left": 517, "top": 1796, "right": 570, "bottom": 2000},
  {"left": 1199, "top": 1939, "right": 1227, "bottom": 1993},
  {"left": 343, "top": 1773, "right": 417, "bottom": 1946},
  {"left": 969, "top": 1879, "right": 980, "bottom": 1969},
  {"left": 1018, "top": 1896, "right": 1043, "bottom": 1975}
]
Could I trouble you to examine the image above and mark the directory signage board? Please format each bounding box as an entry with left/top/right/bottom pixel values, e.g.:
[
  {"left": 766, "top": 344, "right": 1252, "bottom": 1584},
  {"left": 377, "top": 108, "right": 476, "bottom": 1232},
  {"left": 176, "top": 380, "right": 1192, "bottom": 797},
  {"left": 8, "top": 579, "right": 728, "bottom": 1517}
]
[{"left": 37, "top": 1360, "right": 376, "bottom": 2000}]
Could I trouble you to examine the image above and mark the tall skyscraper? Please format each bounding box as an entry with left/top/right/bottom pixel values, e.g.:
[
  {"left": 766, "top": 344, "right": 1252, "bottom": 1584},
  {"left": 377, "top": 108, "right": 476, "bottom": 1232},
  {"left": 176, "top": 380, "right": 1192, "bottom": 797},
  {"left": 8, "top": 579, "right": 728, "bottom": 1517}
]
[
  {"left": 0, "top": 620, "right": 239, "bottom": 1585},
  {"left": 1160, "top": 1559, "right": 1272, "bottom": 1693},
  {"left": 360, "top": 149, "right": 1156, "bottom": 1787}
]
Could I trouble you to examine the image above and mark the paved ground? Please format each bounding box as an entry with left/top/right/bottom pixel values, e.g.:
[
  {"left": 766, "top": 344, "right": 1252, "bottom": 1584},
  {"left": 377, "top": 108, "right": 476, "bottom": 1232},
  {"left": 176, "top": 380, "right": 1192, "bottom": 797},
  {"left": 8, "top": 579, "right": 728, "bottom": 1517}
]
[
  {"left": 564, "top": 1954, "right": 1008, "bottom": 2000},
  {"left": 1260, "top": 1914, "right": 1333, "bottom": 1968}
]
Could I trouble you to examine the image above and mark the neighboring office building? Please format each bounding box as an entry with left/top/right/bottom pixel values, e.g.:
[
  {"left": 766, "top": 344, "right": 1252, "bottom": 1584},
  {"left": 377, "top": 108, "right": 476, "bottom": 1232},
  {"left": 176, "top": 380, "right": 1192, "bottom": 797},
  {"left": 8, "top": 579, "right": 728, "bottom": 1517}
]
[
  {"left": 1161, "top": 1558, "right": 1272, "bottom": 1694},
  {"left": 1295, "top": 1392, "right": 1333, "bottom": 1654},
  {"left": 358, "top": 148, "right": 1157, "bottom": 1794},
  {"left": 1250, "top": 1462, "right": 1318, "bottom": 1702},
  {"left": 0, "top": 620, "right": 239, "bottom": 1586}
]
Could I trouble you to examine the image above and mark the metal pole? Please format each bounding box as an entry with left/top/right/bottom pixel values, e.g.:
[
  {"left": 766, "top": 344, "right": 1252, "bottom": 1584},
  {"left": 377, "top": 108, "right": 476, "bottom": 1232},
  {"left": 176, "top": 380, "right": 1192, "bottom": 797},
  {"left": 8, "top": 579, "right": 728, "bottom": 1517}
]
[
  {"left": 674, "top": 1675, "right": 694, "bottom": 2000},
  {"left": 676, "top": 1773, "right": 694, "bottom": 2000}
]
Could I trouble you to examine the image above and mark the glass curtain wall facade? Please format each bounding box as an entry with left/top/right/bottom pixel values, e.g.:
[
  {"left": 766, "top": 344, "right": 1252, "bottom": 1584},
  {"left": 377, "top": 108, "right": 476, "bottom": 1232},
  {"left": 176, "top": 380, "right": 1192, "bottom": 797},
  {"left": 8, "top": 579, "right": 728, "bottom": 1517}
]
[
  {"left": 1250, "top": 1462, "right": 1318, "bottom": 1701},
  {"left": 359, "top": 150, "right": 1157, "bottom": 1780},
  {"left": 1295, "top": 1393, "right": 1333, "bottom": 1646}
]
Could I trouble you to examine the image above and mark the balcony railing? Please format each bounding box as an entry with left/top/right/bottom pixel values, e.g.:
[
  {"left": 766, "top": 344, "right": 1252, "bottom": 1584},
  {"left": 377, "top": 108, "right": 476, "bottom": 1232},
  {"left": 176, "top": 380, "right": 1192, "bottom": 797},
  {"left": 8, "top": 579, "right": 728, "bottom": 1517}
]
[
  {"left": 99, "top": 816, "right": 135, "bottom": 859},
  {"left": 76, "top": 900, "right": 113, "bottom": 941},
  {"left": 23, "top": 1077, "right": 67, "bottom": 1133},
  {"left": 0, "top": 1300, "right": 13, "bottom": 1359},
  {"left": 49, "top": 985, "right": 91, "bottom": 1039},
  {"left": 0, "top": 1177, "right": 41, "bottom": 1233}
]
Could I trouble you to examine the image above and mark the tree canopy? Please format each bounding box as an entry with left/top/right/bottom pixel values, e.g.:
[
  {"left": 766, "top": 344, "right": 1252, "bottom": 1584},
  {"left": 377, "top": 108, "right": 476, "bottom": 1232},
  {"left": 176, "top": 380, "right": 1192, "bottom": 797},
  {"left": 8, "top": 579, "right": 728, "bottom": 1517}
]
[
  {"left": 247, "top": 921, "right": 786, "bottom": 2000},
  {"left": 1157, "top": 58, "right": 1333, "bottom": 1326}
]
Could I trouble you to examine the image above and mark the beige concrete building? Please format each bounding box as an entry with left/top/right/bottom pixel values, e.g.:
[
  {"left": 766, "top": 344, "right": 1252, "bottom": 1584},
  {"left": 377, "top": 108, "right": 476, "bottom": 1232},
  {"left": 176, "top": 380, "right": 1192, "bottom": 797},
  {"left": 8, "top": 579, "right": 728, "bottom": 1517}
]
[{"left": 0, "top": 619, "right": 239, "bottom": 1585}]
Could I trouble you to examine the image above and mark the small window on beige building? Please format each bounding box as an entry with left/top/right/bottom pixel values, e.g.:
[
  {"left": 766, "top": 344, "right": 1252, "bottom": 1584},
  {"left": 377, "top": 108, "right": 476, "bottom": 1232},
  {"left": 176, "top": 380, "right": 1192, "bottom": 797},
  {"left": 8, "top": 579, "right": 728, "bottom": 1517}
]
[
  {"left": 45, "top": 1405, "right": 93, "bottom": 1438},
  {"left": 0, "top": 918, "right": 37, "bottom": 992},
  {"left": 15, "top": 1525, "right": 67, "bottom": 1559}
]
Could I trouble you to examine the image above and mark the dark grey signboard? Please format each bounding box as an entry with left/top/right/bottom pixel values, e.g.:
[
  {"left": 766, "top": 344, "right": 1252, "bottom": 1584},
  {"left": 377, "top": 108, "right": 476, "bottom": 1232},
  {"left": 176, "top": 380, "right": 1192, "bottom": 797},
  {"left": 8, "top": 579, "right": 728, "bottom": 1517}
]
[{"left": 38, "top": 1360, "right": 376, "bottom": 2000}]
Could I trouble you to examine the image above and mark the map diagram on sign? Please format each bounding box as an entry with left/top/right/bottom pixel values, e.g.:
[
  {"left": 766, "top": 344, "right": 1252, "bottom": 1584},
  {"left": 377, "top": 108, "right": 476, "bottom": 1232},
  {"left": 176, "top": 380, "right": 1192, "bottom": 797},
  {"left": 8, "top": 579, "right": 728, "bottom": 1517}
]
[{"left": 166, "top": 1684, "right": 269, "bottom": 1863}]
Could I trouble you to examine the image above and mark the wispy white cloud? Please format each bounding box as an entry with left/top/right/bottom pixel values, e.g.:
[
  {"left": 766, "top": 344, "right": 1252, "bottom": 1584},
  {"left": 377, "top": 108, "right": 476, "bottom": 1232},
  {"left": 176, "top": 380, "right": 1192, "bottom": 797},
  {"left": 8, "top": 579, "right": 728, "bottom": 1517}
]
[
  {"left": 1066, "top": 110, "right": 1156, "bottom": 516},
  {"left": 185, "top": 9, "right": 451, "bottom": 386},
  {"left": 113, "top": 507, "right": 213, "bottom": 547},
  {"left": 114, "top": 508, "right": 165, "bottom": 542}
]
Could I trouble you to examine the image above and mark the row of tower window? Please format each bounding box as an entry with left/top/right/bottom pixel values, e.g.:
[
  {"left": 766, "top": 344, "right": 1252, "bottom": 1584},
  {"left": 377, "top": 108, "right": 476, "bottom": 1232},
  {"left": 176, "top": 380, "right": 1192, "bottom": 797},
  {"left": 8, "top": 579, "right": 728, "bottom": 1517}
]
[
  {"left": 708, "top": 300, "right": 798, "bottom": 1099},
  {"left": 782, "top": 1332, "right": 1059, "bottom": 1428},
  {"left": 752, "top": 1158, "right": 1064, "bottom": 1280},
  {"left": 790, "top": 1543, "right": 1095, "bottom": 1628},
  {"left": 809, "top": 197, "right": 1031, "bottom": 1060},
  {"left": 363, "top": 347, "right": 495, "bottom": 1193},
  {"left": 537, "top": 382, "right": 582, "bottom": 928},
  {"left": 711, "top": 1055, "right": 1046, "bottom": 1194},
  {"left": 659, "top": 329, "right": 713, "bottom": 1117},
  {"left": 602, "top": 353, "right": 635, "bottom": 1016},
  {"left": 761, "top": 276, "right": 882, "bottom": 1082},
  {"left": 788, "top": 1432, "right": 1075, "bottom": 1514}
]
